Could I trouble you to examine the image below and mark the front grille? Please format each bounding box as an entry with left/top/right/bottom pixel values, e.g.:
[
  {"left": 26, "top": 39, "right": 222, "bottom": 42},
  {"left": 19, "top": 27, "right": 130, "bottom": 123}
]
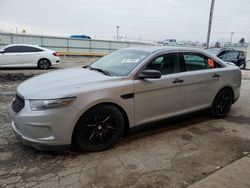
[{"left": 12, "top": 94, "right": 25, "bottom": 113}]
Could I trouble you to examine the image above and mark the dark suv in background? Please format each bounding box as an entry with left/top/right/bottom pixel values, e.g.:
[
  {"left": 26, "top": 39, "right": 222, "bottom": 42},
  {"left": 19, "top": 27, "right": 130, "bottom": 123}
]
[{"left": 205, "top": 48, "right": 246, "bottom": 69}]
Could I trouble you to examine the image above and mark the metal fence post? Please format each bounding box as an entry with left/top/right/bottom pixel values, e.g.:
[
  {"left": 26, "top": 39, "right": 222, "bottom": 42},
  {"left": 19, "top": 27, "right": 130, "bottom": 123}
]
[
  {"left": 10, "top": 33, "right": 13, "bottom": 44},
  {"left": 89, "top": 40, "right": 92, "bottom": 53},
  {"left": 41, "top": 36, "right": 43, "bottom": 47},
  {"left": 109, "top": 41, "right": 112, "bottom": 53},
  {"left": 67, "top": 38, "right": 69, "bottom": 52}
]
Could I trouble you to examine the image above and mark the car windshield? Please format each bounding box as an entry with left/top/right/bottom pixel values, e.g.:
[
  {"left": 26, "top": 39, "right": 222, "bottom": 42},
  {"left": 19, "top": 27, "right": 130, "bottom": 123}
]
[
  {"left": 204, "top": 48, "right": 221, "bottom": 56},
  {"left": 89, "top": 49, "right": 150, "bottom": 76}
]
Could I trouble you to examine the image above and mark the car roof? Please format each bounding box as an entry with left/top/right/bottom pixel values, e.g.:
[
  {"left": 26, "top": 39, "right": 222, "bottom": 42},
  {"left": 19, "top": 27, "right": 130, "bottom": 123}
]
[
  {"left": 124, "top": 46, "right": 226, "bottom": 66},
  {"left": 124, "top": 46, "right": 205, "bottom": 54},
  {"left": 205, "top": 47, "right": 236, "bottom": 52},
  {"left": 4, "top": 44, "right": 42, "bottom": 49},
  {"left": 2, "top": 44, "right": 52, "bottom": 51}
]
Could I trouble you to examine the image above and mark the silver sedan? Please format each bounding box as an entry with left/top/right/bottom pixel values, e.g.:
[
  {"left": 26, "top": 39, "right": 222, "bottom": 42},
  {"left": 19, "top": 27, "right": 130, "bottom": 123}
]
[{"left": 9, "top": 47, "right": 241, "bottom": 151}]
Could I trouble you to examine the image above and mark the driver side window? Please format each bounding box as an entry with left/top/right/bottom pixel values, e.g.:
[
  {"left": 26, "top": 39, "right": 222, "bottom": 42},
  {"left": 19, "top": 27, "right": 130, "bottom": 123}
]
[
  {"left": 146, "top": 53, "right": 180, "bottom": 75},
  {"left": 4, "top": 46, "right": 23, "bottom": 53}
]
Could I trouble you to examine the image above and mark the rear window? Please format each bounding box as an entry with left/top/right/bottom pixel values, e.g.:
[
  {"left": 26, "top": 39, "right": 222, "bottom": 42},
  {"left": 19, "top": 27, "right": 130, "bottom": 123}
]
[
  {"left": 23, "top": 46, "right": 43, "bottom": 52},
  {"left": 183, "top": 52, "right": 221, "bottom": 71},
  {"left": 184, "top": 53, "right": 208, "bottom": 71}
]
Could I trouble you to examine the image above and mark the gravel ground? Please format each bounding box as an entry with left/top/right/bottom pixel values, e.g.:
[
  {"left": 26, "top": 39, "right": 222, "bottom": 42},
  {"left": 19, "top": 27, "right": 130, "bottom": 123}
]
[{"left": 0, "top": 61, "right": 250, "bottom": 187}]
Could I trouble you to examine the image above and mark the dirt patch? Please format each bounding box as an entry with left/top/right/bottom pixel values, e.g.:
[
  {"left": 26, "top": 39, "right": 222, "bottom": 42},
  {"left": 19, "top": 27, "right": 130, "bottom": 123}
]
[{"left": 0, "top": 73, "right": 35, "bottom": 82}]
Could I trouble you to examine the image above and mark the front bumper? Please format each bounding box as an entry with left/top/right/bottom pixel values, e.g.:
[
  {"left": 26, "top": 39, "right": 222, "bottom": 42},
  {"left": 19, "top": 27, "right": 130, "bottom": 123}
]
[
  {"left": 12, "top": 122, "right": 70, "bottom": 151},
  {"left": 9, "top": 100, "right": 79, "bottom": 150}
]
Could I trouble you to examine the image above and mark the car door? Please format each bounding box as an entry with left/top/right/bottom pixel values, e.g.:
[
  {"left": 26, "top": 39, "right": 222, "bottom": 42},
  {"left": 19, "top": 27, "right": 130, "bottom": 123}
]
[
  {"left": 0, "top": 46, "right": 24, "bottom": 66},
  {"left": 179, "top": 52, "right": 223, "bottom": 112},
  {"left": 133, "top": 53, "right": 185, "bottom": 125},
  {"left": 22, "top": 46, "right": 43, "bottom": 65}
]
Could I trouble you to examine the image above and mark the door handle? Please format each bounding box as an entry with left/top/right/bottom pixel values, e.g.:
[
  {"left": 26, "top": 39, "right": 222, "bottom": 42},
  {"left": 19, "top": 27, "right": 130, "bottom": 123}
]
[
  {"left": 172, "top": 78, "right": 184, "bottom": 84},
  {"left": 212, "top": 73, "right": 220, "bottom": 78}
]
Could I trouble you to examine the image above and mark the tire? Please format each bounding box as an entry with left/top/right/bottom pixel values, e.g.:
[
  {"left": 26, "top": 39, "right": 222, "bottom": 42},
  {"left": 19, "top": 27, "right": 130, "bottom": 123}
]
[
  {"left": 242, "top": 61, "right": 246, "bottom": 69},
  {"left": 38, "top": 59, "right": 50, "bottom": 70},
  {"left": 210, "top": 88, "right": 233, "bottom": 118},
  {"left": 73, "top": 105, "right": 125, "bottom": 152}
]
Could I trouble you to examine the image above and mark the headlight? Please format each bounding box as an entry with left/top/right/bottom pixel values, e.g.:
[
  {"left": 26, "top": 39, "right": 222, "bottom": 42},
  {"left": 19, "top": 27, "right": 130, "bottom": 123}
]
[{"left": 30, "top": 97, "right": 76, "bottom": 111}]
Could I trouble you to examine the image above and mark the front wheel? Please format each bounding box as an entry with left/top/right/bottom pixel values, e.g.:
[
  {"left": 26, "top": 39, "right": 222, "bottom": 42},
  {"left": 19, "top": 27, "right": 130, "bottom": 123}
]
[
  {"left": 73, "top": 105, "right": 125, "bottom": 152},
  {"left": 210, "top": 88, "right": 233, "bottom": 118}
]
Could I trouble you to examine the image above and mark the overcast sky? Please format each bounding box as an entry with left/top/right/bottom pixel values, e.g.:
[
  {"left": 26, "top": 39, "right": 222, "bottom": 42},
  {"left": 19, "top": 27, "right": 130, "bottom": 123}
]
[{"left": 0, "top": 0, "right": 250, "bottom": 43}]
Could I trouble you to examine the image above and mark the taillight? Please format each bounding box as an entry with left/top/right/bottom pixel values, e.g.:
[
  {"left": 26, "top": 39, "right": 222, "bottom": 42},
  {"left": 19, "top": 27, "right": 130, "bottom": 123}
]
[{"left": 52, "top": 52, "right": 59, "bottom": 57}]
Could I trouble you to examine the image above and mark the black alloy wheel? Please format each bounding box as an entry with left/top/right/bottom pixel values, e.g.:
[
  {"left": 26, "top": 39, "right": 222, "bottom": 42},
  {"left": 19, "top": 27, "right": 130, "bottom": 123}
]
[
  {"left": 74, "top": 105, "right": 125, "bottom": 152},
  {"left": 210, "top": 88, "right": 233, "bottom": 118}
]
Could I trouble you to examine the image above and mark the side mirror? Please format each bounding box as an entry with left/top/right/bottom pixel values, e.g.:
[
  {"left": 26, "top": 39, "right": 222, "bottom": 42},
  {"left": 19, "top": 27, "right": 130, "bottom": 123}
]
[
  {"left": 0, "top": 49, "right": 5, "bottom": 53},
  {"left": 138, "top": 69, "right": 161, "bottom": 79}
]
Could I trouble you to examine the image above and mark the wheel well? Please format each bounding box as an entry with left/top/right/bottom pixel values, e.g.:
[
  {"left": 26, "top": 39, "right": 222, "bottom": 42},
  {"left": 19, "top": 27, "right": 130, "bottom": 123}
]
[
  {"left": 37, "top": 58, "right": 51, "bottom": 66},
  {"left": 72, "top": 102, "right": 130, "bottom": 144},
  {"left": 219, "top": 86, "right": 234, "bottom": 101}
]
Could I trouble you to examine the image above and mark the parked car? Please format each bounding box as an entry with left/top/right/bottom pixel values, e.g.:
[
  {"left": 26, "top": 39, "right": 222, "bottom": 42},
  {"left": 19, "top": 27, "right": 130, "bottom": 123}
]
[
  {"left": 158, "top": 39, "right": 177, "bottom": 46},
  {"left": 0, "top": 44, "right": 60, "bottom": 69},
  {"left": 205, "top": 48, "right": 246, "bottom": 69},
  {"left": 9, "top": 47, "right": 241, "bottom": 151}
]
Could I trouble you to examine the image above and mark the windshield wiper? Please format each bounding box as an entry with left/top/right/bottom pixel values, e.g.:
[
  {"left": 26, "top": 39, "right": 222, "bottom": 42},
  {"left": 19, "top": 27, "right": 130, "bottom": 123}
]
[{"left": 84, "top": 65, "right": 111, "bottom": 76}]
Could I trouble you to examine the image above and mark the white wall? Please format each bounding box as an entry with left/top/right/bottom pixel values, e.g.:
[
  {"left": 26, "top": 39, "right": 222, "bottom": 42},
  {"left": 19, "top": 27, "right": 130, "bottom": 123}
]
[
  {"left": 246, "top": 40, "right": 250, "bottom": 69},
  {"left": 0, "top": 32, "right": 153, "bottom": 54}
]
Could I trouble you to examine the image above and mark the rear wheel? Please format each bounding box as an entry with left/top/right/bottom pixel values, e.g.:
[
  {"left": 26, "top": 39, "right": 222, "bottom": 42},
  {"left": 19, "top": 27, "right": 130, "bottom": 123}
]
[
  {"left": 38, "top": 59, "right": 50, "bottom": 69},
  {"left": 210, "top": 88, "right": 233, "bottom": 118},
  {"left": 73, "top": 105, "right": 125, "bottom": 152}
]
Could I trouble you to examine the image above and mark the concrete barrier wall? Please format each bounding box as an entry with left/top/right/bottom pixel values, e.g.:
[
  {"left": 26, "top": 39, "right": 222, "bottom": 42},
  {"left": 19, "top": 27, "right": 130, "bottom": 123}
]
[
  {"left": 0, "top": 32, "right": 152, "bottom": 55},
  {"left": 246, "top": 42, "right": 250, "bottom": 69}
]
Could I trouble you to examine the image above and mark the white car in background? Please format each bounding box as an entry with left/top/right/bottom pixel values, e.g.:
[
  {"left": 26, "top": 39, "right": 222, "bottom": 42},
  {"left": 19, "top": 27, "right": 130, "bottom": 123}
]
[{"left": 0, "top": 44, "right": 60, "bottom": 69}]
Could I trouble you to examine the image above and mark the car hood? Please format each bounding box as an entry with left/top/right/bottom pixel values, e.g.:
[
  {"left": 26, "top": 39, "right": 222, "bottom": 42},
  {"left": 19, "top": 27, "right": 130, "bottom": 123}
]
[{"left": 17, "top": 67, "right": 123, "bottom": 99}]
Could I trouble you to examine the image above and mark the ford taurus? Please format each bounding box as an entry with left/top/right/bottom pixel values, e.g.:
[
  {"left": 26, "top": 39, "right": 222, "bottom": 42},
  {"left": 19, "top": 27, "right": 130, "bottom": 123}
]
[{"left": 9, "top": 47, "right": 241, "bottom": 151}]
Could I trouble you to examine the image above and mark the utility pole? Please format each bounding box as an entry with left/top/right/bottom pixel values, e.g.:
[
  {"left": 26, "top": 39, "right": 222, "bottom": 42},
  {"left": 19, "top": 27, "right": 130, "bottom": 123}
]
[
  {"left": 230, "top": 32, "right": 235, "bottom": 45},
  {"left": 206, "top": 0, "right": 215, "bottom": 48},
  {"left": 116, "top": 26, "right": 120, "bottom": 41}
]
